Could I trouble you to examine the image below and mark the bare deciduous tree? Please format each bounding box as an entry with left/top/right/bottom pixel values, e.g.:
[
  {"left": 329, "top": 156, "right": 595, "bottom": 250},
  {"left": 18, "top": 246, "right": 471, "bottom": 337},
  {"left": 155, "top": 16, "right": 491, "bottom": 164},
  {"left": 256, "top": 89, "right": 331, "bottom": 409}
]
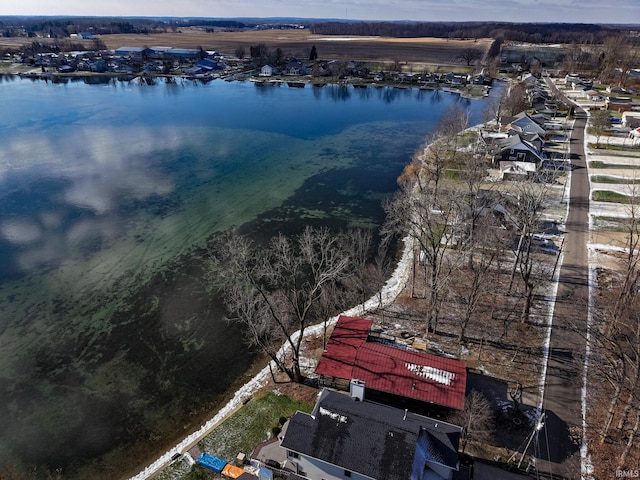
[
  {"left": 503, "top": 82, "right": 529, "bottom": 117},
  {"left": 458, "top": 47, "right": 484, "bottom": 66},
  {"left": 209, "top": 227, "right": 356, "bottom": 383},
  {"left": 507, "top": 180, "right": 551, "bottom": 323},
  {"left": 456, "top": 223, "right": 505, "bottom": 342},
  {"left": 449, "top": 390, "right": 494, "bottom": 453},
  {"left": 597, "top": 34, "right": 640, "bottom": 88},
  {"left": 384, "top": 107, "right": 472, "bottom": 334},
  {"left": 590, "top": 110, "right": 611, "bottom": 149},
  {"left": 594, "top": 192, "right": 640, "bottom": 452},
  {"left": 385, "top": 177, "right": 464, "bottom": 334}
]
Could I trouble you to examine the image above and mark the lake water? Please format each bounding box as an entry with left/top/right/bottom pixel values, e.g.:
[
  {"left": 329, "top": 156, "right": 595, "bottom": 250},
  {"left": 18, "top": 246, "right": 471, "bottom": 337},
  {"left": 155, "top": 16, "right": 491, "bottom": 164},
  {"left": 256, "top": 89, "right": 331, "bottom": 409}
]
[{"left": 0, "top": 76, "right": 497, "bottom": 478}]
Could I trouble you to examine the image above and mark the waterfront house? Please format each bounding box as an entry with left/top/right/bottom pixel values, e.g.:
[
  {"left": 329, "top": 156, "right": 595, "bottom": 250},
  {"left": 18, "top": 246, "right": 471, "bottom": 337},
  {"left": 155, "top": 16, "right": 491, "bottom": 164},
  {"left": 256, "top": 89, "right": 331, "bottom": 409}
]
[
  {"left": 493, "top": 133, "right": 546, "bottom": 174},
  {"left": 284, "top": 58, "right": 306, "bottom": 76},
  {"left": 315, "top": 316, "right": 467, "bottom": 411},
  {"left": 518, "top": 130, "right": 544, "bottom": 154},
  {"left": 444, "top": 72, "right": 466, "bottom": 86},
  {"left": 527, "top": 87, "right": 549, "bottom": 107},
  {"left": 501, "top": 112, "right": 546, "bottom": 137},
  {"left": 280, "top": 388, "right": 462, "bottom": 480},
  {"left": 530, "top": 112, "right": 552, "bottom": 126},
  {"left": 260, "top": 64, "right": 275, "bottom": 77}
]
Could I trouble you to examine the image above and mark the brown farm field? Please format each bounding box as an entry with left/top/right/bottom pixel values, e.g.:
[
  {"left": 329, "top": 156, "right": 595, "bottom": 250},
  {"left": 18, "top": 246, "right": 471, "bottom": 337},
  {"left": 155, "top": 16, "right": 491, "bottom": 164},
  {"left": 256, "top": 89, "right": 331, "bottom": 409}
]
[{"left": 96, "top": 28, "right": 491, "bottom": 67}]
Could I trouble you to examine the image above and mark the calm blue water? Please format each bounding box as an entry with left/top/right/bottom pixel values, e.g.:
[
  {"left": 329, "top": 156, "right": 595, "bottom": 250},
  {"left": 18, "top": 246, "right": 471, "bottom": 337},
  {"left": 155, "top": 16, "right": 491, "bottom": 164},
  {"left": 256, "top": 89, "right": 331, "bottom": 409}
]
[{"left": 0, "top": 76, "right": 497, "bottom": 478}]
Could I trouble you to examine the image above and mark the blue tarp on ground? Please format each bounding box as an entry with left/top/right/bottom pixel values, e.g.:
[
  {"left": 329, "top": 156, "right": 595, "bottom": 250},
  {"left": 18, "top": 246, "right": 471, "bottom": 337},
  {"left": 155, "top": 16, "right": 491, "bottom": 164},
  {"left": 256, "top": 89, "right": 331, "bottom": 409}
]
[{"left": 197, "top": 452, "right": 228, "bottom": 473}]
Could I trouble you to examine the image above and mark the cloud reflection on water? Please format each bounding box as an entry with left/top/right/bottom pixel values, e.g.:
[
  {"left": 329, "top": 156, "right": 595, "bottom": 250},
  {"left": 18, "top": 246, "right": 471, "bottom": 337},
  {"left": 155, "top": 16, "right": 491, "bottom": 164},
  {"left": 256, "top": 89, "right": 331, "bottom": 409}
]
[
  {"left": 0, "top": 219, "right": 42, "bottom": 245},
  {"left": 0, "top": 125, "right": 180, "bottom": 276}
]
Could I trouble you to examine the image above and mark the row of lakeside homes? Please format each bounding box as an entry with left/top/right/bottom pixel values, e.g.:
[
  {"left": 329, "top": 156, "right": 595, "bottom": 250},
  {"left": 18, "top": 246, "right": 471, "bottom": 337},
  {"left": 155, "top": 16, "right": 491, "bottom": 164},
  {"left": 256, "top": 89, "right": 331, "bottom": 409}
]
[
  {"left": 484, "top": 110, "right": 555, "bottom": 177},
  {"left": 564, "top": 73, "right": 640, "bottom": 112},
  {"left": 251, "top": 315, "right": 468, "bottom": 480},
  {"left": 480, "top": 74, "right": 574, "bottom": 177},
  {"left": 260, "top": 58, "right": 307, "bottom": 77},
  {"left": 28, "top": 47, "right": 226, "bottom": 76}
]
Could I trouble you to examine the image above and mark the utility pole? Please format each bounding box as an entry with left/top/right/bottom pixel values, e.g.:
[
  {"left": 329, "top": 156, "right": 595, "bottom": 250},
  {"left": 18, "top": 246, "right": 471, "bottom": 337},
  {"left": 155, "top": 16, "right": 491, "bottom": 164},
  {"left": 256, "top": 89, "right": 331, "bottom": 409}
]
[{"left": 507, "top": 412, "right": 546, "bottom": 468}]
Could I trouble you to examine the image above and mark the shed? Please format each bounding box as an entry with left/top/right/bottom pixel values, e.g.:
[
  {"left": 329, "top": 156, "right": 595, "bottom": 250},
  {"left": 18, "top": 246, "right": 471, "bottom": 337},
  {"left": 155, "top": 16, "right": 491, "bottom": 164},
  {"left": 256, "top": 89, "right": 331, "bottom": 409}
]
[{"left": 316, "top": 316, "right": 467, "bottom": 410}]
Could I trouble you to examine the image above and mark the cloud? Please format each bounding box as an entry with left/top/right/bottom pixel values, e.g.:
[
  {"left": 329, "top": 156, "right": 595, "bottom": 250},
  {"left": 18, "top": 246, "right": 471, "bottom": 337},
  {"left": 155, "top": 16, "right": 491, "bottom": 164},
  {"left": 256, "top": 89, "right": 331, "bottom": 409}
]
[{"left": 0, "top": 0, "right": 633, "bottom": 22}]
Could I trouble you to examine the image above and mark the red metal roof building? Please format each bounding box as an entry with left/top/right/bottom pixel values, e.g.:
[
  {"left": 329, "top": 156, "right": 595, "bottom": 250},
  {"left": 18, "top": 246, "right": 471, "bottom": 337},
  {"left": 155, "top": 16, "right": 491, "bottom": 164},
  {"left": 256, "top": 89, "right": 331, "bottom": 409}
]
[{"left": 316, "top": 315, "right": 467, "bottom": 410}]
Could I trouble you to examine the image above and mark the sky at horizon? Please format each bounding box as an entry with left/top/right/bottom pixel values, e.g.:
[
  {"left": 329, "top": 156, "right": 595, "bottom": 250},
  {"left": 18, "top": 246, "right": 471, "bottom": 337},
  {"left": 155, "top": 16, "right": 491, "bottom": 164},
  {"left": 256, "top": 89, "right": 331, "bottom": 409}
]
[{"left": 1, "top": 0, "right": 639, "bottom": 25}]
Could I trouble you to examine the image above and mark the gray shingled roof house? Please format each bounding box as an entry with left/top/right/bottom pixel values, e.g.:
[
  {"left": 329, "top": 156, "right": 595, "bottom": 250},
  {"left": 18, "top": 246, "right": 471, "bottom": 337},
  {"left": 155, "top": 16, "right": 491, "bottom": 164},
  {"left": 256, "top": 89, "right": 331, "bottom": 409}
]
[
  {"left": 501, "top": 112, "right": 546, "bottom": 137},
  {"left": 280, "top": 388, "right": 462, "bottom": 480}
]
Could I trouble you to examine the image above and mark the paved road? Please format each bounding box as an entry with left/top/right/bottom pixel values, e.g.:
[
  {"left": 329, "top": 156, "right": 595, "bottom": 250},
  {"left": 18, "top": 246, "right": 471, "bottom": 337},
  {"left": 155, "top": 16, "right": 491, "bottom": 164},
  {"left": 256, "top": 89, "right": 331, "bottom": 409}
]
[{"left": 536, "top": 82, "right": 590, "bottom": 479}]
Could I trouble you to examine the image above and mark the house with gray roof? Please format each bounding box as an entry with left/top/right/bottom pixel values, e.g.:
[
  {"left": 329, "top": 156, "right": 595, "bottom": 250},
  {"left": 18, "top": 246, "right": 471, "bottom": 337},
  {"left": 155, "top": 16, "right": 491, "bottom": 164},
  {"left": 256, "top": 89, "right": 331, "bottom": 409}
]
[
  {"left": 114, "top": 46, "right": 148, "bottom": 58},
  {"left": 280, "top": 388, "right": 462, "bottom": 480},
  {"left": 501, "top": 112, "right": 546, "bottom": 137},
  {"left": 493, "top": 134, "right": 547, "bottom": 174}
]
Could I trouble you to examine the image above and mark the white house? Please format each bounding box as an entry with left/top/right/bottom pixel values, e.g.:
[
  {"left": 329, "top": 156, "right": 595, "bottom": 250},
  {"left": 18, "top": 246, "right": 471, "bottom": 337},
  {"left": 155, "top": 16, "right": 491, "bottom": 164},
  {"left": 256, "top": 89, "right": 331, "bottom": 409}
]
[{"left": 260, "top": 65, "right": 274, "bottom": 77}]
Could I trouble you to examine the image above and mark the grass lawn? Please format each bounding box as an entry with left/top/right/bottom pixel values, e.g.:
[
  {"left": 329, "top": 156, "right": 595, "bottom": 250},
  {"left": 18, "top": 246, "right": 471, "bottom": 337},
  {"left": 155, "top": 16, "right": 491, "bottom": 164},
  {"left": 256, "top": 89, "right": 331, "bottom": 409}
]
[
  {"left": 592, "top": 190, "right": 635, "bottom": 203},
  {"left": 591, "top": 176, "right": 640, "bottom": 184},
  {"left": 155, "top": 391, "right": 314, "bottom": 480},
  {"left": 198, "top": 391, "right": 313, "bottom": 460},
  {"left": 589, "top": 161, "right": 640, "bottom": 169},
  {"left": 588, "top": 143, "right": 640, "bottom": 153}
]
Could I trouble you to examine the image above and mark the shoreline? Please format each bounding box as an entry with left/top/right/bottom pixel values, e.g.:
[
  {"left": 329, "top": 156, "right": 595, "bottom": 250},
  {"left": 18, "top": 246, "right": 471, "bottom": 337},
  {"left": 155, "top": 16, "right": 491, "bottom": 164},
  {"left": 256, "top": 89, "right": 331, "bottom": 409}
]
[
  {"left": 128, "top": 235, "right": 414, "bottom": 480},
  {"left": 3, "top": 69, "right": 492, "bottom": 99},
  {"left": 127, "top": 117, "right": 505, "bottom": 480}
]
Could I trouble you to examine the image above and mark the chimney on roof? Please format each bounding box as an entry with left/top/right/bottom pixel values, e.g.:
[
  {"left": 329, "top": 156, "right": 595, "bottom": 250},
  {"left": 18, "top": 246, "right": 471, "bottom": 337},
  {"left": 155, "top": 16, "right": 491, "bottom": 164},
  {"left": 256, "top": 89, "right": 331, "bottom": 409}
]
[{"left": 350, "top": 379, "right": 365, "bottom": 401}]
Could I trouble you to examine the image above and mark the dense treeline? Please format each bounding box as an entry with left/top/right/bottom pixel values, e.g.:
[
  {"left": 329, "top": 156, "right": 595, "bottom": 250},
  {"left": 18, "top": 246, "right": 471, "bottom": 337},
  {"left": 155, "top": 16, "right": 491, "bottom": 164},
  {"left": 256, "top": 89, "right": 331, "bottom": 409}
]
[
  {"left": 310, "top": 21, "right": 632, "bottom": 44},
  {"left": 0, "top": 17, "right": 253, "bottom": 38},
  {"left": 1, "top": 17, "right": 635, "bottom": 46}
]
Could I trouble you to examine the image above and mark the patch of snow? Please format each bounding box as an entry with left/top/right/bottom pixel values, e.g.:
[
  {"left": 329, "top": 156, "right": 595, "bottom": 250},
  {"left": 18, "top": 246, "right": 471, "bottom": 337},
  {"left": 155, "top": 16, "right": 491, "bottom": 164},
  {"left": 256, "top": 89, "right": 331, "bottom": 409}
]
[
  {"left": 580, "top": 265, "right": 595, "bottom": 480},
  {"left": 589, "top": 243, "right": 627, "bottom": 254},
  {"left": 317, "top": 36, "right": 380, "bottom": 41},
  {"left": 496, "top": 399, "right": 513, "bottom": 412},
  {"left": 405, "top": 362, "right": 455, "bottom": 385},
  {"left": 319, "top": 407, "right": 348, "bottom": 424}
]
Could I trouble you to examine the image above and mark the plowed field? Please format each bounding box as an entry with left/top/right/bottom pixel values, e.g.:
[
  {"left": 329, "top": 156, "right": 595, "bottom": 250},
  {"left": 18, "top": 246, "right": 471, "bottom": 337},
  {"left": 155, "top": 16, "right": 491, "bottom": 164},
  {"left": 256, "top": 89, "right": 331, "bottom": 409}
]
[{"left": 98, "top": 28, "right": 491, "bottom": 65}]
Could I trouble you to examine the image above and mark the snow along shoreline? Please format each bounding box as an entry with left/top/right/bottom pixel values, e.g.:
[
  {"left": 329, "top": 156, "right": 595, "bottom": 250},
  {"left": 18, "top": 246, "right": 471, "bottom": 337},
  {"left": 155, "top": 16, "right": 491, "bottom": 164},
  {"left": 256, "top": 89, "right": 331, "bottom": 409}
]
[{"left": 128, "top": 234, "right": 415, "bottom": 480}]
